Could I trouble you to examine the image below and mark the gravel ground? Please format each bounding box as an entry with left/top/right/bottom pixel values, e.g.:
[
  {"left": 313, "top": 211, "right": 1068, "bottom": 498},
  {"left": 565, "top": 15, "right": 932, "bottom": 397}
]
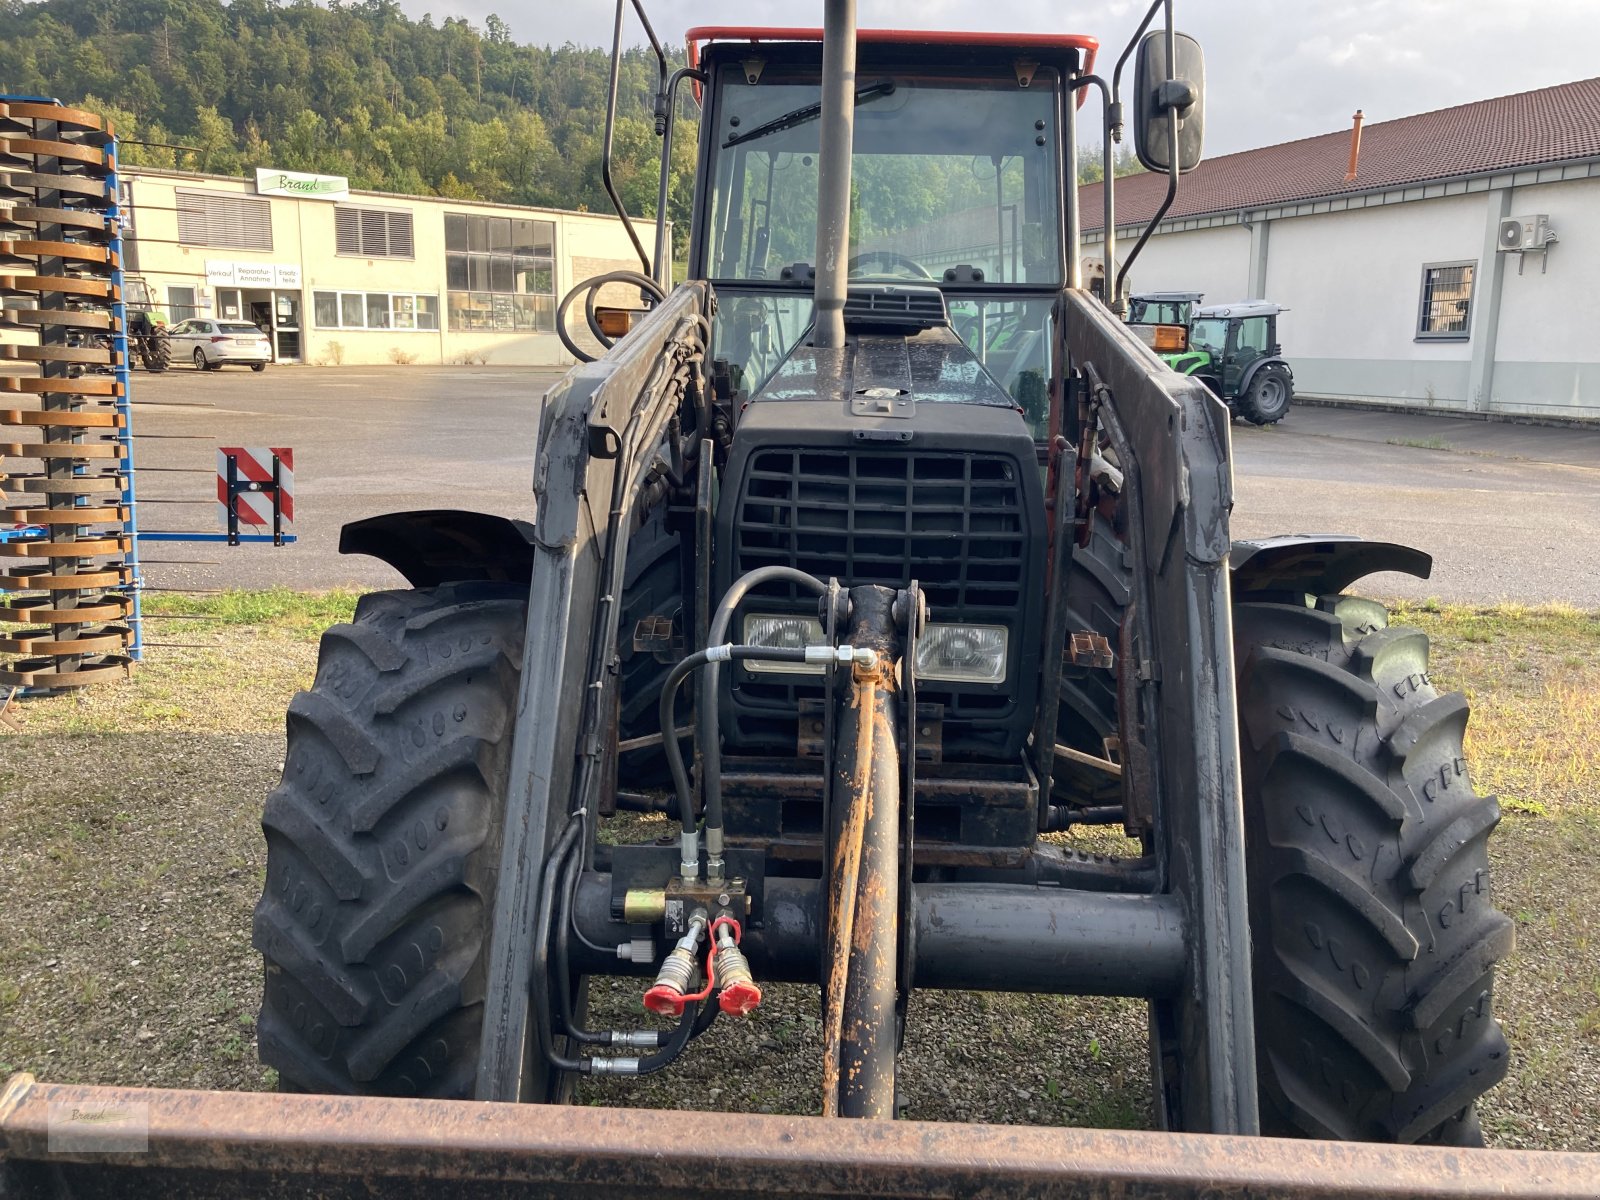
[{"left": 0, "top": 602, "right": 1596, "bottom": 1149}]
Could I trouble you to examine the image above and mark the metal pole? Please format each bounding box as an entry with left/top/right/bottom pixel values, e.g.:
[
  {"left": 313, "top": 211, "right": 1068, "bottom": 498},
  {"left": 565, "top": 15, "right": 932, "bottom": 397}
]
[
  {"left": 813, "top": 0, "right": 857, "bottom": 349},
  {"left": 1065, "top": 72, "right": 1081, "bottom": 290}
]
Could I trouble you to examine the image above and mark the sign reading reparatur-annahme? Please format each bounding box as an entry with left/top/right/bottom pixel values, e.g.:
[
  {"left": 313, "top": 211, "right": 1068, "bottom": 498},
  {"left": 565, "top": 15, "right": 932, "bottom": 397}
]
[{"left": 254, "top": 167, "right": 349, "bottom": 201}]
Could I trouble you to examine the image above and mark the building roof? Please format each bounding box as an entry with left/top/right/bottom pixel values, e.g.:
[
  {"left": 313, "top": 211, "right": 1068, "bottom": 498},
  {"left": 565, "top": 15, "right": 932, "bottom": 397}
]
[{"left": 1081, "top": 76, "right": 1600, "bottom": 233}]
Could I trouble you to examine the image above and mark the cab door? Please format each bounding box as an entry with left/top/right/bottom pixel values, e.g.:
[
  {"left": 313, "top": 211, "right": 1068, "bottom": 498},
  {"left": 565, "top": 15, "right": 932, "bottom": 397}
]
[{"left": 1224, "top": 316, "right": 1269, "bottom": 395}]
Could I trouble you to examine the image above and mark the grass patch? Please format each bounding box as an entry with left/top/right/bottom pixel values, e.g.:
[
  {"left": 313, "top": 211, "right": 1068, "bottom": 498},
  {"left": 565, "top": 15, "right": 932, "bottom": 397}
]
[
  {"left": 1389, "top": 601, "right": 1600, "bottom": 815},
  {"left": 142, "top": 588, "right": 358, "bottom": 636}
]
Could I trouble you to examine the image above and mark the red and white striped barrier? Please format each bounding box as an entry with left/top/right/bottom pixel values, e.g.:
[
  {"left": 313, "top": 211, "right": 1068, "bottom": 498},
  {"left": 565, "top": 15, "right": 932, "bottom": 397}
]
[{"left": 216, "top": 446, "right": 294, "bottom": 531}]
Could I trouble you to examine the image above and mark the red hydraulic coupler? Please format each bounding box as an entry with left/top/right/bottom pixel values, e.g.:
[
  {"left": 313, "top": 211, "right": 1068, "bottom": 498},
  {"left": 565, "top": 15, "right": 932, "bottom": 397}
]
[
  {"left": 711, "top": 917, "right": 761, "bottom": 1016},
  {"left": 643, "top": 911, "right": 709, "bottom": 1017}
]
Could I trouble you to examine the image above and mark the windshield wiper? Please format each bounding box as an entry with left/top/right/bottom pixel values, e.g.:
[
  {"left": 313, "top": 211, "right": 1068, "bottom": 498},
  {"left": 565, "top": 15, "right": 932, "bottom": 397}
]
[{"left": 722, "top": 81, "right": 896, "bottom": 149}]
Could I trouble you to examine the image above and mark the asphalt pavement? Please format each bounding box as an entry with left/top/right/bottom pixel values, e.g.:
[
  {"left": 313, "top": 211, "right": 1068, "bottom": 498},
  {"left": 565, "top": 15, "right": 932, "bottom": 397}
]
[{"left": 120, "top": 365, "right": 1600, "bottom": 605}]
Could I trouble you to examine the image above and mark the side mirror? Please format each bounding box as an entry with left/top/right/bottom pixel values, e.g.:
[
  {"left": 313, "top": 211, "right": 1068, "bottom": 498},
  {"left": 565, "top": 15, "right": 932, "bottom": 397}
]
[{"left": 1132, "top": 29, "right": 1205, "bottom": 174}]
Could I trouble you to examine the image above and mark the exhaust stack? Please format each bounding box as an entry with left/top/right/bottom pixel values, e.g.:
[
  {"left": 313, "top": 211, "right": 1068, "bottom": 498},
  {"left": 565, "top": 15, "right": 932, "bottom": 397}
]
[{"left": 813, "top": 0, "right": 858, "bottom": 349}]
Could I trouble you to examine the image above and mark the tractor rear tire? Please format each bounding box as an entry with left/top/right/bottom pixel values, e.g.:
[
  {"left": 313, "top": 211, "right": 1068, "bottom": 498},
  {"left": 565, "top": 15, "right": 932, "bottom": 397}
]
[
  {"left": 1052, "top": 505, "right": 1130, "bottom": 807},
  {"left": 1235, "top": 363, "right": 1292, "bottom": 425},
  {"left": 145, "top": 331, "right": 171, "bottom": 373},
  {"left": 1233, "top": 592, "right": 1511, "bottom": 1144},
  {"left": 254, "top": 583, "right": 525, "bottom": 1099}
]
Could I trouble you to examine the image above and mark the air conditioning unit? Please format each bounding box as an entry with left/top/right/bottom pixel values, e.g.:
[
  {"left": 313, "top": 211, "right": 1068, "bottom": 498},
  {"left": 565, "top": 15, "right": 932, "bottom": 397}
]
[{"left": 1499, "top": 214, "right": 1553, "bottom": 252}]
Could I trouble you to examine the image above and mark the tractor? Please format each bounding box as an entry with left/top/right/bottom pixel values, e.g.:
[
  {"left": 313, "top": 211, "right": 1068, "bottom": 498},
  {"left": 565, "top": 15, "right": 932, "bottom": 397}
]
[
  {"left": 248, "top": 0, "right": 1508, "bottom": 1147},
  {"left": 5, "top": 1, "right": 1555, "bottom": 1195},
  {"left": 1163, "top": 299, "right": 1292, "bottom": 425},
  {"left": 122, "top": 275, "right": 172, "bottom": 372}
]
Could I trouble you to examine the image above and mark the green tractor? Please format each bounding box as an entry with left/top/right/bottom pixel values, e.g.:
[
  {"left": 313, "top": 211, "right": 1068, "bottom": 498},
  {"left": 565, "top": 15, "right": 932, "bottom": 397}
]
[{"left": 1162, "top": 300, "right": 1292, "bottom": 425}]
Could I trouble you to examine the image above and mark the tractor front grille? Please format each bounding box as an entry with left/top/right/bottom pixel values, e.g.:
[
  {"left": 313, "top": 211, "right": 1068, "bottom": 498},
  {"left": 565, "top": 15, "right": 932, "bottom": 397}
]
[
  {"left": 725, "top": 446, "right": 1034, "bottom": 756},
  {"left": 735, "top": 448, "right": 1027, "bottom": 609}
]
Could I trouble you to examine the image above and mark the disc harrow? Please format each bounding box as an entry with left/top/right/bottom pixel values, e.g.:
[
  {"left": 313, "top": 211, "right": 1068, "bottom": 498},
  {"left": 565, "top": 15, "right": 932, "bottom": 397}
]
[{"left": 1, "top": 97, "right": 139, "bottom": 690}]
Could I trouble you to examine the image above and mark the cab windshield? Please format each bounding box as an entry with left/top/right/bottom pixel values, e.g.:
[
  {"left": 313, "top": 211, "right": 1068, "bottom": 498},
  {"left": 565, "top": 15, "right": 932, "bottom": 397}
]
[
  {"left": 1189, "top": 318, "right": 1228, "bottom": 354},
  {"left": 706, "top": 69, "right": 1063, "bottom": 286}
]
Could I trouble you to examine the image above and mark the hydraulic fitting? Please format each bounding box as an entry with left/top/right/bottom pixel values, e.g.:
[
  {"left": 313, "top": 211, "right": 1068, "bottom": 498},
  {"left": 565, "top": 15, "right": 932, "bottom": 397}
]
[
  {"left": 705, "top": 824, "right": 726, "bottom": 883},
  {"left": 622, "top": 889, "right": 667, "bottom": 925},
  {"left": 608, "top": 1029, "right": 664, "bottom": 1049},
  {"left": 712, "top": 919, "right": 761, "bottom": 1017},
  {"left": 643, "top": 911, "right": 707, "bottom": 1016},
  {"left": 680, "top": 828, "right": 700, "bottom": 881},
  {"left": 616, "top": 936, "right": 655, "bottom": 962},
  {"left": 588, "top": 1057, "right": 642, "bottom": 1076}
]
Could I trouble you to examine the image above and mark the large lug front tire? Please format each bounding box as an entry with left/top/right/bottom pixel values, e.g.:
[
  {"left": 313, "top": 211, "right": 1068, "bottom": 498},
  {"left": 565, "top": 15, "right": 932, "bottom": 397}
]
[
  {"left": 253, "top": 583, "right": 525, "bottom": 1098},
  {"left": 1234, "top": 592, "right": 1512, "bottom": 1144}
]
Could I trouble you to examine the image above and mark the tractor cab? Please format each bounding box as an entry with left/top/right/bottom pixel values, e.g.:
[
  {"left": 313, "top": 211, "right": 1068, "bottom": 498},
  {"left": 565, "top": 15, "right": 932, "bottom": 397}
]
[
  {"left": 1124, "top": 290, "right": 1202, "bottom": 354},
  {"left": 1127, "top": 290, "right": 1202, "bottom": 328},
  {"left": 690, "top": 28, "right": 1095, "bottom": 436},
  {"left": 1166, "top": 300, "right": 1293, "bottom": 424}
]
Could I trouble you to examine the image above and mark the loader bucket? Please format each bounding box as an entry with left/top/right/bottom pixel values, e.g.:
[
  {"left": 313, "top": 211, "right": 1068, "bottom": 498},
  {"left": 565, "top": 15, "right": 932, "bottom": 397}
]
[{"left": 4, "top": 1074, "right": 1599, "bottom": 1199}]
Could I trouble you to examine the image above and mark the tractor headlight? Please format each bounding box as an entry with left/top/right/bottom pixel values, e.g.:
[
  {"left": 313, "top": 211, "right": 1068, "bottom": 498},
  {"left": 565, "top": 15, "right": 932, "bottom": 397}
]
[
  {"left": 742, "top": 613, "right": 827, "bottom": 674},
  {"left": 914, "top": 623, "right": 1008, "bottom": 684}
]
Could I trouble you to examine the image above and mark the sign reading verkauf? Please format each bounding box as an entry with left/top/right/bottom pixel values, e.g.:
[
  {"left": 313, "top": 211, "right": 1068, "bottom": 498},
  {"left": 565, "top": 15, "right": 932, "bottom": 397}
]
[{"left": 254, "top": 167, "right": 349, "bottom": 202}]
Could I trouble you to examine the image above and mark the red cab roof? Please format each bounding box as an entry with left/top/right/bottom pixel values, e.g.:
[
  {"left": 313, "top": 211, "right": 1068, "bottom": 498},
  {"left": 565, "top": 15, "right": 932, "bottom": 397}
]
[{"left": 686, "top": 26, "right": 1099, "bottom": 76}]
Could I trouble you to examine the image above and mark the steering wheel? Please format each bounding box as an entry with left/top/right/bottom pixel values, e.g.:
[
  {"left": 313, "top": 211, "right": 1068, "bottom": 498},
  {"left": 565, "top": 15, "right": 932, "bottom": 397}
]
[{"left": 848, "top": 250, "right": 933, "bottom": 280}]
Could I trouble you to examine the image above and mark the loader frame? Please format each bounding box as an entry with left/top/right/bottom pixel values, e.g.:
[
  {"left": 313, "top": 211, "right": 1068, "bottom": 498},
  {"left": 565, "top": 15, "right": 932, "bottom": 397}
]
[{"left": 7, "top": 1073, "right": 1600, "bottom": 1199}]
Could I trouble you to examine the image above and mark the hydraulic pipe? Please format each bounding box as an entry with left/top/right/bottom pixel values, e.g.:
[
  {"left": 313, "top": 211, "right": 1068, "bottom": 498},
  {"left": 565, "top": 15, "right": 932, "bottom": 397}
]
[
  {"left": 821, "top": 672, "right": 874, "bottom": 1117},
  {"left": 812, "top": 0, "right": 857, "bottom": 349},
  {"left": 838, "top": 678, "right": 899, "bottom": 1118},
  {"left": 822, "top": 585, "right": 900, "bottom": 1120}
]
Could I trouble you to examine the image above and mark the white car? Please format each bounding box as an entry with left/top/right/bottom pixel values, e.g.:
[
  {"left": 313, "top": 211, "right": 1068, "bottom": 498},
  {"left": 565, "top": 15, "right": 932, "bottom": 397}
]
[{"left": 168, "top": 319, "right": 273, "bottom": 371}]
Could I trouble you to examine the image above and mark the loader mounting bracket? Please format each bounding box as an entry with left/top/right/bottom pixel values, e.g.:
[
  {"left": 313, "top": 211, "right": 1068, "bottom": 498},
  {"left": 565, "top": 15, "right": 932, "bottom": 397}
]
[{"left": 339, "top": 509, "right": 537, "bottom": 587}]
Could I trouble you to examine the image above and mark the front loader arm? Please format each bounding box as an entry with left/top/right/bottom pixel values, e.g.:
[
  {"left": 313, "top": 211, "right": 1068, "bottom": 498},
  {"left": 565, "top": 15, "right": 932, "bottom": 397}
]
[
  {"left": 1058, "top": 290, "right": 1255, "bottom": 1135},
  {"left": 476, "top": 281, "right": 711, "bottom": 1102}
]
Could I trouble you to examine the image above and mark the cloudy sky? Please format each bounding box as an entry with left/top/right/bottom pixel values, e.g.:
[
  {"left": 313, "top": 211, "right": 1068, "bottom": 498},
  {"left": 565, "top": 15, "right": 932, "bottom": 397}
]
[{"left": 401, "top": 0, "right": 1598, "bottom": 156}]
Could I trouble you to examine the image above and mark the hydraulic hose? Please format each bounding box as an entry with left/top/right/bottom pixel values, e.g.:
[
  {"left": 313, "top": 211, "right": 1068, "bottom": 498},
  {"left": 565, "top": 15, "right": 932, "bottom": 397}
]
[
  {"left": 700, "top": 567, "right": 830, "bottom": 879},
  {"left": 532, "top": 816, "right": 589, "bottom": 1074},
  {"left": 536, "top": 813, "right": 703, "bottom": 1073},
  {"left": 661, "top": 642, "right": 814, "bottom": 872}
]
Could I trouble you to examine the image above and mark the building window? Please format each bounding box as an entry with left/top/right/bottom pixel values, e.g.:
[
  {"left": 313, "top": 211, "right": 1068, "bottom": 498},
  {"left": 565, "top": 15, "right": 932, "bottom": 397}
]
[
  {"left": 313, "top": 290, "right": 439, "bottom": 331},
  {"left": 167, "top": 285, "right": 198, "bottom": 322},
  {"left": 1417, "top": 262, "right": 1474, "bottom": 340},
  {"left": 177, "top": 189, "right": 273, "bottom": 250},
  {"left": 335, "top": 206, "right": 415, "bottom": 259},
  {"left": 444, "top": 213, "right": 555, "bottom": 332}
]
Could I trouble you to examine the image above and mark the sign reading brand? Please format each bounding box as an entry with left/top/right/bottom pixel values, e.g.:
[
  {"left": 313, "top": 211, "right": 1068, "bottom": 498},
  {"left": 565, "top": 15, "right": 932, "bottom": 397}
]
[{"left": 254, "top": 167, "right": 349, "bottom": 202}]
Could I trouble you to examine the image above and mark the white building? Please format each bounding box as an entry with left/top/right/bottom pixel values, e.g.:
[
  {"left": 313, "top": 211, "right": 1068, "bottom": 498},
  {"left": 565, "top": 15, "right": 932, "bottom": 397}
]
[
  {"left": 119, "top": 167, "right": 657, "bottom": 367},
  {"left": 1081, "top": 77, "right": 1600, "bottom": 421}
]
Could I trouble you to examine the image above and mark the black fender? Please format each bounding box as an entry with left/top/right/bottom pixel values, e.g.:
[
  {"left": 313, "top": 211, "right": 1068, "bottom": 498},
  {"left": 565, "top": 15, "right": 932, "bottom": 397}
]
[
  {"left": 339, "top": 509, "right": 536, "bottom": 588},
  {"left": 1237, "top": 356, "right": 1292, "bottom": 394},
  {"left": 1230, "top": 534, "right": 1431, "bottom": 599}
]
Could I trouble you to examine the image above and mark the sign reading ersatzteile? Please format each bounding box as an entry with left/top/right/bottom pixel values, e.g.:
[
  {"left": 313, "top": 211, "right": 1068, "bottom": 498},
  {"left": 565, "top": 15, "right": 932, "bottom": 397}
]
[{"left": 254, "top": 167, "right": 349, "bottom": 201}]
